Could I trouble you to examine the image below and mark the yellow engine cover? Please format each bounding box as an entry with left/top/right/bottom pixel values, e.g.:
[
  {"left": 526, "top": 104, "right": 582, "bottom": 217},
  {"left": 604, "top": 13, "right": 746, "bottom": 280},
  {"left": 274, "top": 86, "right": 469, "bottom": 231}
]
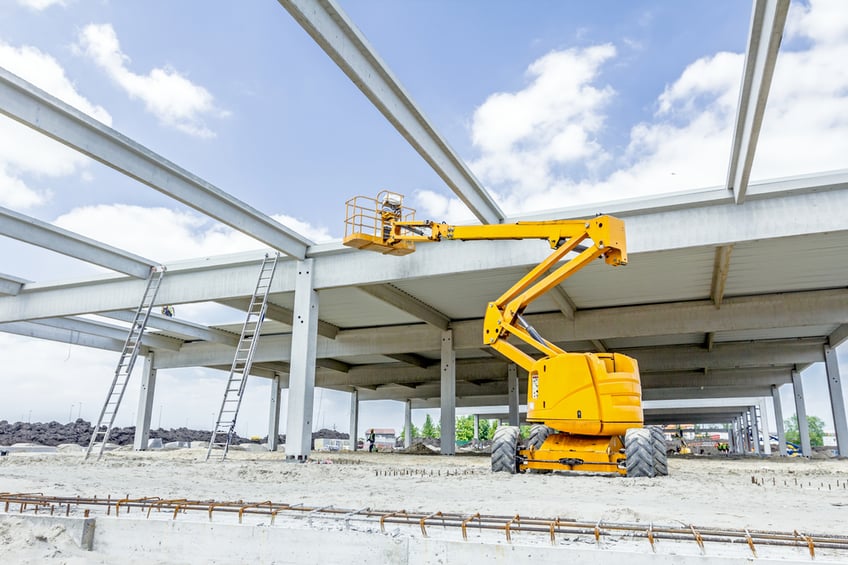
[{"left": 526, "top": 352, "right": 643, "bottom": 436}]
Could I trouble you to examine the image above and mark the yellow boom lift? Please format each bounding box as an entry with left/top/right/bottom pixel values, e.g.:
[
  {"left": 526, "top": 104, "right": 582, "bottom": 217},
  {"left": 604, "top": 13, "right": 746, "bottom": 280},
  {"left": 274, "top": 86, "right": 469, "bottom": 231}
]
[{"left": 344, "top": 192, "right": 667, "bottom": 477}]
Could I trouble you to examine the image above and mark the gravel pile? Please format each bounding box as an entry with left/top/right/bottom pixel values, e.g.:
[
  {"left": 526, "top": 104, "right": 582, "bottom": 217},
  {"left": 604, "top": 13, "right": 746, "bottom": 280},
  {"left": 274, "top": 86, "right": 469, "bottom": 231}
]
[{"left": 0, "top": 420, "right": 347, "bottom": 447}]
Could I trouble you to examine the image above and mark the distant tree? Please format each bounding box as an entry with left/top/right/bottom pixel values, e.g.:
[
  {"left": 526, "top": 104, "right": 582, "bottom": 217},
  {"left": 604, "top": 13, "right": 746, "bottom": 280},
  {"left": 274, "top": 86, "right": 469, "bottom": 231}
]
[
  {"left": 488, "top": 420, "right": 498, "bottom": 440},
  {"left": 399, "top": 422, "right": 420, "bottom": 441},
  {"left": 456, "top": 415, "right": 474, "bottom": 442},
  {"left": 784, "top": 415, "right": 825, "bottom": 447},
  {"left": 422, "top": 414, "right": 438, "bottom": 439},
  {"left": 519, "top": 424, "right": 531, "bottom": 439},
  {"left": 477, "top": 418, "right": 491, "bottom": 441}
]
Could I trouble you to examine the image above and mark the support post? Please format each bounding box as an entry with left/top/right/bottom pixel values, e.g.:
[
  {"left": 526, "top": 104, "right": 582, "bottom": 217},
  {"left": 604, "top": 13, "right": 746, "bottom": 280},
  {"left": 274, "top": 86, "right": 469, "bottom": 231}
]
[
  {"left": 473, "top": 414, "right": 479, "bottom": 447},
  {"left": 508, "top": 364, "right": 519, "bottom": 427},
  {"left": 749, "top": 406, "right": 761, "bottom": 454},
  {"left": 285, "top": 259, "right": 319, "bottom": 460},
  {"left": 824, "top": 344, "right": 848, "bottom": 456},
  {"left": 772, "top": 385, "right": 787, "bottom": 456},
  {"left": 440, "top": 330, "right": 456, "bottom": 455},
  {"left": 133, "top": 352, "right": 156, "bottom": 451},
  {"left": 726, "top": 421, "right": 735, "bottom": 453},
  {"left": 743, "top": 411, "right": 751, "bottom": 452},
  {"left": 792, "top": 369, "right": 812, "bottom": 456},
  {"left": 267, "top": 373, "right": 282, "bottom": 451},
  {"left": 404, "top": 399, "right": 412, "bottom": 449},
  {"left": 759, "top": 398, "right": 772, "bottom": 455},
  {"left": 349, "top": 389, "right": 359, "bottom": 451}
]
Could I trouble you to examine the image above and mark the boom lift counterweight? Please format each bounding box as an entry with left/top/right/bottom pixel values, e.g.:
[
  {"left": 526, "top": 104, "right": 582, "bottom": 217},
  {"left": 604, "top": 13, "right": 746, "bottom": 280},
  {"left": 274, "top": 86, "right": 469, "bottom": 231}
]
[{"left": 344, "top": 191, "right": 667, "bottom": 477}]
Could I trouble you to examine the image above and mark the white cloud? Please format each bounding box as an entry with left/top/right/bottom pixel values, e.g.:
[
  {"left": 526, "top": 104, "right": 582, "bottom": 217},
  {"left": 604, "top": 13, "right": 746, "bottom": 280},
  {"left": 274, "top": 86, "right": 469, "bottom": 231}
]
[
  {"left": 0, "top": 41, "right": 111, "bottom": 209},
  {"left": 468, "top": 45, "right": 616, "bottom": 201},
  {"left": 53, "top": 204, "right": 333, "bottom": 263},
  {"left": 75, "top": 23, "right": 228, "bottom": 138},
  {"left": 416, "top": 0, "right": 848, "bottom": 220},
  {"left": 16, "top": 0, "right": 66, "bottom": 10}
]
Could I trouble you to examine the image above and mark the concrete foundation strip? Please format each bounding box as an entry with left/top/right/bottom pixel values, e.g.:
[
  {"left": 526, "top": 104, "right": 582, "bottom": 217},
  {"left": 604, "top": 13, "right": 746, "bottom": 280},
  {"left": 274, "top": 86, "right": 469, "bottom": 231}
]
[{"left": 2, "top": 492, "right": 846, "bottom": 558}]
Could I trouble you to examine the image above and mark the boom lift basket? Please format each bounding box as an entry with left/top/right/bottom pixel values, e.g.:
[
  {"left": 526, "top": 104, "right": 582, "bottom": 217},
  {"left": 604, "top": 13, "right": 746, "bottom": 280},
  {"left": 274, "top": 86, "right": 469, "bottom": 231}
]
[{"left": 344, "top": 191, "right": 417, "bottom": 256}]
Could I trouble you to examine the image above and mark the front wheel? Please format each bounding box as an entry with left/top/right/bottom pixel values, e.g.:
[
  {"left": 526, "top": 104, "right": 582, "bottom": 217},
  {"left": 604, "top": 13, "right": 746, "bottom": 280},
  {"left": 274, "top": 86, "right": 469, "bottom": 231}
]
[
  {"left": 625, "top": 428, "right": 655, "bottom": 477},
  {"left": 491, "top": 426, "right": 520, "bottom": 473},
  {"left": 649, "top": 425, "right": 668, "bottom": 476}
]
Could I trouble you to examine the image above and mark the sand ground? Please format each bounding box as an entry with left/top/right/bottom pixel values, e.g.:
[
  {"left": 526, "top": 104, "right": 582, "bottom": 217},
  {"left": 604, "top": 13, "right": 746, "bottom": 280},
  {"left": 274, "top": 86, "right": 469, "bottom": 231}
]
[{"left": 1, "top": 449, "right": 847, "bottom": 562}]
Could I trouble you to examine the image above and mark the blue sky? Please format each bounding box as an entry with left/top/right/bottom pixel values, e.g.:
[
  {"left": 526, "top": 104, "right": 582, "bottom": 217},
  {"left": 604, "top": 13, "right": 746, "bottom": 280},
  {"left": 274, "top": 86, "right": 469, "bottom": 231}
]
[{"left": 0, "top": 0, "right": 846, "bottom": 440}]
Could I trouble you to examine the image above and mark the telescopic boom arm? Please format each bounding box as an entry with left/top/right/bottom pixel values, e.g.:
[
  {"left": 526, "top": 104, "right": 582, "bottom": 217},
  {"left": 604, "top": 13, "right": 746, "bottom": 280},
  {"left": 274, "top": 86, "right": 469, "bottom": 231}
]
[{"left": 343, "top": 192, "right": 628, "bottom": 372}]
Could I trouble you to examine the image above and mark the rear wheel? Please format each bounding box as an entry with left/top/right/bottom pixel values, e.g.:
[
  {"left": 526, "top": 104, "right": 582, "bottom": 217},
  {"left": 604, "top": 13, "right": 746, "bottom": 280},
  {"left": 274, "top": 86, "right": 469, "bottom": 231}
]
[
  {"left": 625, "top": 428, "right": 655, "bottom": 477},
  {"left": 526, "top": 424, "right": 553, "bottom": 474},
  {"left": 491, "top": 426, "right": 520, "bottom": 473},
  {"left": 527, "top": 424, "right": 552, "bottom": 450},
  {"left": 649, "top": 426, "right": 668, "bottom": 476}
]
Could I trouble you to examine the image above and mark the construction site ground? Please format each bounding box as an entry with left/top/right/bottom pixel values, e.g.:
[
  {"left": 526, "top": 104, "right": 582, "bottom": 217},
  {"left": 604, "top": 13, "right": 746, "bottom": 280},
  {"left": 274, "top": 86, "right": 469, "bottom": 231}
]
[{"left": 1, "top": 449, "right": 846, "bottom": 563}]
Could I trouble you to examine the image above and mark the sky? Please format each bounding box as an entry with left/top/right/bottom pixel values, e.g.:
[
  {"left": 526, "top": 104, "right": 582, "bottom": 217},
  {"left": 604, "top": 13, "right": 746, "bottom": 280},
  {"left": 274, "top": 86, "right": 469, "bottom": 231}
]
[{"left": 0, "top": 0, "right": 846, "bottom": 440}]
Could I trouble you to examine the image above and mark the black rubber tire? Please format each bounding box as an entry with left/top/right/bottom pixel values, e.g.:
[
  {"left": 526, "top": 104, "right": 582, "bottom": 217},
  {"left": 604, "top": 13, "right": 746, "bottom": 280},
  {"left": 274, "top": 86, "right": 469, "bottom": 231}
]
[
  {"left": 526, "top": 424, "right": 553, "bottom": 474},
  {"left": 649, "top": 425, "right": 668, "bottom": 476},
  {"left": 527, "top": 424, "right": 551, "bottom": 450},
  {"left": 491, "top": 426, "right": 520, "bottom": 473},
  {"left": 625, "top": 428, "right": 655, "bottom": 477}
]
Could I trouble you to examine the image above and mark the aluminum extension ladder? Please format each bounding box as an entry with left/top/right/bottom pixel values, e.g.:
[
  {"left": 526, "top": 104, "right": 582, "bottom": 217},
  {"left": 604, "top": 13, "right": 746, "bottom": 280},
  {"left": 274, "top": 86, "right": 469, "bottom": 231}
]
[
  {"left": 206, "top": 253, "right": 279, "bottom": 461},
  {"left": 84, "top": 266, "right": 165, "bottom": 461}
]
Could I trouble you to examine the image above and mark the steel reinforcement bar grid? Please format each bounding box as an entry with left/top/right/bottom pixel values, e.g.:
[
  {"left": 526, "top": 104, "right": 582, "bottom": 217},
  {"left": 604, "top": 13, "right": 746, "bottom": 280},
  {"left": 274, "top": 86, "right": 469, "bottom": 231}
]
[{"left": 2, "top": 492, "right": 846, "bottom": 559}]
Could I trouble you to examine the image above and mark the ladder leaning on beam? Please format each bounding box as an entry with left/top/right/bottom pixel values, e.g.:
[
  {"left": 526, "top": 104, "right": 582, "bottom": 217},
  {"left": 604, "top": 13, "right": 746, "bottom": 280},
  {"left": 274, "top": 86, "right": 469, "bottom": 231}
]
[
  {"left": 206, "top": 252, "right": 280, "bottom": 461},
  {"left": 84, "top": 265, "right": 165, "bottom": 461}
]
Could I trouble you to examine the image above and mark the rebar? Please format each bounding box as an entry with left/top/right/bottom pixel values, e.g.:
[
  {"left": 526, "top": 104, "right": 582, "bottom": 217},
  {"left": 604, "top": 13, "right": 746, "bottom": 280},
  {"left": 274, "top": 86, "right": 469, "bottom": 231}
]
[{"left": 2, "top": 492, "right": 846, "bottom": 559}]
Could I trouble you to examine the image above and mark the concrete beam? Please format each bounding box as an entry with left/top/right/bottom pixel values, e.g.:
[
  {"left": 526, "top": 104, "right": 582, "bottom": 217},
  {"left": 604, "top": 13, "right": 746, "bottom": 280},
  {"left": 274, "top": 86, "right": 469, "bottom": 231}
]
[
  {"left": 33, "top": 317, "right": 182, "bottom": 351},
  {"left": 0, "top": 206, "right": 154, "bottom": 278},
  {"left": 359, "top": 284, "right": 450, "bottom": 330},
  {"left": 549, "top": 286, "right": 576, "bottom": 320},
  {"left": 0, "top": 321, "right": 125, "bottom": 351},
  {"left": 641, "top": 368, "right": 792, "bottom": 389},
  {"left": 385, "top": 353, "right": 436, "bottom": 368},
  {"left": 277, "top": 0, "right": 503, "bottom": 225},
  {"left": 830, "top": 324, "right": 848, "bottom": 348},
  {"left": 0, "top": 273, "right": 27, "bottom": 296},
  {"left": 101, "top": 311, "right": 239, "bottom": 346},
  {"left": 628, "top": 340, "right": 824, "bottom": 372},
  {"left": 643, "top": 386, "right": 772, "bottom": 401},
  {"left": 218, "top": 298, "right": 339, "bottom": 339},
  {"left": 727, "top": 0, "right": 790, "bottom": 204},
  {"left": 710, "top": 245, "right": 733, "bottom": 307},
  {"left": 0, "top": 67, "right": 311, "bottom": 259}
]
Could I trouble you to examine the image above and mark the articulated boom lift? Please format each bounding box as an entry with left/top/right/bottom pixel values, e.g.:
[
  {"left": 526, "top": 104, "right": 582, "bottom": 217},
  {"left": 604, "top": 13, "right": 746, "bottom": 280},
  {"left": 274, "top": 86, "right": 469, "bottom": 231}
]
[{"left": 344, "top": 192, "right": 667, "bottom": 477}]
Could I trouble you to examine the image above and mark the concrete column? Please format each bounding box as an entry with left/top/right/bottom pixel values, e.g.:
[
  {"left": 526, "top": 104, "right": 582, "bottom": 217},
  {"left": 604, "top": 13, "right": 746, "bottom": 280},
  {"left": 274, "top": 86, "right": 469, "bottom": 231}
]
[
  {"left": 759, "top": 399, "right": 772, "bottom": 455},
  {"left": 349, "top": 389, "right": 358, "bottom": 451},
  {"left": 750, "top": 406, "right": 761, "bottom": 454},
  {"left": 743, "top": 411, "right": 752, "bottom": 452},
  {"left": 267, "top": 373, "right": 282, "bottom": 451},
  {"left": 508, "top": 364, "right": 519, "bottom": 427},
  {"left": 473, "top": 414, "right": 479, "bottom": 446},
  {"left": 726, "top": 421, "right": 735, "bottom": 452},
  {"left": 440, "top": 329, "right": 456, "bottom": 455},
  {"left": 772, "top": 385, "right": 787, "bottom": 456},
  {"left": 824, "top": 344, "right": 848, "bottom": 456},
  {"left": 133, "top": 353, "right": 156, "bottom": 451},
  {"left": 404, "top": 399, "right": 412, "bottom": 449},
  {"left": 285, "top": 259, "right": 319, "bottom": 461},
  {"left": 792, "top": 369, "right": 812, "bottom": 456}
]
